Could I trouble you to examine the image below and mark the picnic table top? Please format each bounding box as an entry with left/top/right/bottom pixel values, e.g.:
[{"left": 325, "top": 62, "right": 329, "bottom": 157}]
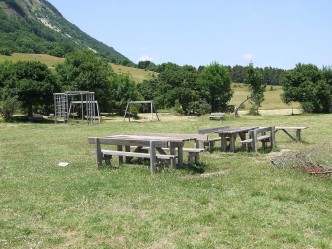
[
  {"left": 275, "top": 126, "right": 309, "bottom": 130},
  {"left": 214, "top": 126, "right": 259, "bottom": 134},
  {"left": 106, "top": 134, "right": 196, "bottom": 142}
]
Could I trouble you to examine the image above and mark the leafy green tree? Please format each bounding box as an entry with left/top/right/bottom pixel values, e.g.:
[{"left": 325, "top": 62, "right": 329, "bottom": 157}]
[
  {"left": 137, "top": 63, "right": 202, "bottom": 115},
  {"left": 0, "top": 60, "right": 58, "bottom": 117},
  {"left": 109, "top": 73, "right": 142, "bottom": 114},
  {"left": 16, "top": 61, "right": 58, "bottom": 117},
  {"left": 230, "top": 65, "right": 247, "bottom": 83},
  {"left": 137, "top": 60, "right": 158, "bottom": 72},
  {"left": 158, "top": 63, "right": 200, "bottom": 114},
  {"left": 55, "top": 50, "right": 113, "bottom": 111},
  {"left": 247, "top": 62, "right": 265, "bottom": 115},
  {"left": 282, "top": 63, "right": 331, "bottom": 113},
  {"left": 197, "top": 62, "right": 233, "bottom": 112}
]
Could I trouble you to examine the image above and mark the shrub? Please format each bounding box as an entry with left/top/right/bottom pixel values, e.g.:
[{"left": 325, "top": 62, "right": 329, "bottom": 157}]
[{"left": 0, "top": 97, "right": 21, "bottom": 120}]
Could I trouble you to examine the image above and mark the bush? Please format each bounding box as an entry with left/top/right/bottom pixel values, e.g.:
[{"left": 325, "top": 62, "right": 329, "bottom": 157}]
[
  {"left": 171, "top": 100, "right": 184, "bottom": 115},
  {"left": 195, "top": 102, "right": 211, "bottom": 115},
  {"left": 0, "top": 97, "right": 21, "bottom": 120},
  {"left": 0, "top": 47, "right": 12, "bottom": 56}
]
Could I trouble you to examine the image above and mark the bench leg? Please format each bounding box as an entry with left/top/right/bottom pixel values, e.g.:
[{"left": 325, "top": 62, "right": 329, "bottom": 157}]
[
  {"left": 187, "top": 152, "right": 199, "bottom": 165},
  {"left": 296, "top": 129, "right": 301, "bottom": 141},
  {"left": 104, "top": 155, "right": 112, "bottom": 166},
  {"left": 262, "top": 141, "right": 266, "bottom": 150},
  {"left": 209, "top": 141, "right": 215, "bottom": 152}
]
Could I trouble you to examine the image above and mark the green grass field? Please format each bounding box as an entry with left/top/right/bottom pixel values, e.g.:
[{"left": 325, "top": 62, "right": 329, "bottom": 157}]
[{"left": 1, "top": 113, "right": 331, "bottom": 248}]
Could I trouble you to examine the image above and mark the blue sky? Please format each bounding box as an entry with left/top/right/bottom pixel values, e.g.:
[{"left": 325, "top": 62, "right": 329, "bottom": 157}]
[{"left": 47, "top": 0, "right": 332, "bottom": 69}]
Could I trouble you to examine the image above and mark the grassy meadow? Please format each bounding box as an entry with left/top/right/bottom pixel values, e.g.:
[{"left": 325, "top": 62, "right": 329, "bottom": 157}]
[{"left": 1, "top": 112, "right": 332, "bottom": 248}]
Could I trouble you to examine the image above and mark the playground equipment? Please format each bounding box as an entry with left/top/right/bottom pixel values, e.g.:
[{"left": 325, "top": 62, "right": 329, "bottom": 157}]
[
  {"left": 53, "top": 91, "right": 100, "bottom": 124},
  {"left": 123, "top": 100, "right": 159, "bottom": 121}
]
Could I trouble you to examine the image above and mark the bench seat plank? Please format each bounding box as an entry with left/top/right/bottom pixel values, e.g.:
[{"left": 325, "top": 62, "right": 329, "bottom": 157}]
[
  {"left": 209, "top": 113, "right": 225, "bottom": 120},
  {"left": 101, "top": 149, "right": 176, "bottom": 160}
]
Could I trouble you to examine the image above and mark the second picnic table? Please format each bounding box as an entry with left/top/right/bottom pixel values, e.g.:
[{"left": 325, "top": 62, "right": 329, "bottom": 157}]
[{"left": 215, "top": 126, "right": 259, "bottom": 152}]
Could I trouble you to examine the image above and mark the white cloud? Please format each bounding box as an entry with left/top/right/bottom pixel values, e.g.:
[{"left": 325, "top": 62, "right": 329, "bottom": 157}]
[
  {"left": 138, "top": 55, "right": 155, "bottom": 62},
  {"left": 242, "top": 53, "right": 254, "bottom": 61}
]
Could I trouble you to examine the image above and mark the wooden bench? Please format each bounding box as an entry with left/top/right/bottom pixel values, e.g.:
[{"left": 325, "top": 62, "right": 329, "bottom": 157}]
[
  {"left": 88, "top": 137, "right": 176, "bottom": 173},
  {"left": 275, "top": 126, "right": 308, "bottom": 141},
  {"left": 132, "top": 146, "right": 205, "bottom": 165},
  {"left": 209, "top": 112, "right": 225, "bottom": 120},
  {"left": 183, "top": 148, "right": 205, "bottom": 165},
  {"left": 198, "top": 126, "right": 230, "bottom": 151},
  {"left": 239, "top": 126, "right": 276, "bottom": 152},
  {"left": 134, "top": 133, "right": 207, "bottom": 165}
]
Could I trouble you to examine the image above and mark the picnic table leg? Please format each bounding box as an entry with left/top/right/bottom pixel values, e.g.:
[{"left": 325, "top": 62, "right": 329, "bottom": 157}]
[
  {"left": 250, "top": 130, "right": 258, "bottom": 152},
  {"left": 169, "top": 143, "right": 177, "bottom": 169},
  {"left": 271, "top": 127, "right": 276, "bottom": 148},
  {"left": 95, "top": 138, "right": 103, "bottom": 170},
  {"left": 220, "top": 135, "right": 227, "bottom": 152},
  {"left": 229, "top": 134, "right": 236, "bottom": 152},
  {"left": 149, "top": 141, "right": 157, "bottom": 174},
  {"left": 125, "top": 145, "right": 131, "bottom": 163},
  {"left": 117, "top": 145, "right": 123, "bottom": 164},
  {"left": 177, "top": 143, "right": 184, "bottom": 167},
  {"left": 296, "top": 129, "right": 301, "bottom": 141}
]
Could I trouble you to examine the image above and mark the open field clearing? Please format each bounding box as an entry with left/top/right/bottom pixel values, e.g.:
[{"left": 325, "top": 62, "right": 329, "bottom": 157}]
[
  {"left": 230, "top": 84, "right": 301, "bottom": 111},
  {"left": 0, "top": 53, "right": 65, "bottom": 70},
  {"left": 1, "top": 113, "right": 331, "bottom": 248}
]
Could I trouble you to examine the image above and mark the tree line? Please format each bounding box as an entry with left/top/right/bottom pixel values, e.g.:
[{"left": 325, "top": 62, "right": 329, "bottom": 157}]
[
  {"left": 138, "top": 61, "right": 286, "bottom": 86},
  {"left": 0, "top": 50, "right": 331, "bottom": 120}
]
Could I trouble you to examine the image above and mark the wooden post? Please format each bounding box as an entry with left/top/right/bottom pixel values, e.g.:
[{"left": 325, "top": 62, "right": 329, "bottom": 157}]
[
  {"left": 177, "top": 143, "right": 184, "bottom": 167},
  {"left": 117, "top": 145, "right": 123, "bottom": 164},
  {"left": 125, "top": 145, "right": 130, "bottom": 163},
  {"left": 251, "top": 129, "right": 258, "bottom": 152},
  {"left": 271, "top": 126, "right": 276, "bottom": 149},
  {"left": 150, "top": 141, "right": 157, "bottom": 174},
  {"left": 95, "top": 138, "right": 103, "bottom": 170},
  {"left": 169, "top": 143, "right": 177, "bottom": 169},
  {"left": 296, "top": 129, "right": 301, "bottom": 141},
  {"left": 221, "top": 135, "right": 228, "bottom": 152}
]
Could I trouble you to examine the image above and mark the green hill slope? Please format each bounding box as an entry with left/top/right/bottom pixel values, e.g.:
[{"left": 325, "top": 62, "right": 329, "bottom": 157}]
[
  {"left": 0, "top": 53, "right": 155, "bottom": 83},
  {"left": 0, "top": 0, "right": 132, "bottom": 65}
]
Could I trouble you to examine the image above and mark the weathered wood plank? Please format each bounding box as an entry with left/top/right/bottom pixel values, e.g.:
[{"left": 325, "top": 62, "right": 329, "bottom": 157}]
[{"left": 209, "top": 112, "right": 225, "bottom": 120}]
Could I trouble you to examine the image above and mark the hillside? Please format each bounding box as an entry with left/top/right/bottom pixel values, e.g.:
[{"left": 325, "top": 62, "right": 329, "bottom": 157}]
[
  {"left": 0, "top": 53, "right": 155, "bottom": 83},
  {"left": 0, "top": 0, "right": 132, "bottom": 65}
]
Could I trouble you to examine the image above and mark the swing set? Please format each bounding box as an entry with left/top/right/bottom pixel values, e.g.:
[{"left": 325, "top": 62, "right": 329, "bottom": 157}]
[{"left": 123, "top": 100, "right": 159, "bottom": 121}]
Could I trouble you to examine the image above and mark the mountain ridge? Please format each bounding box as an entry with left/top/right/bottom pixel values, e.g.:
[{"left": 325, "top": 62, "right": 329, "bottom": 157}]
[{"left": 0, "top": 0, "right": 133, "bottom": 65}]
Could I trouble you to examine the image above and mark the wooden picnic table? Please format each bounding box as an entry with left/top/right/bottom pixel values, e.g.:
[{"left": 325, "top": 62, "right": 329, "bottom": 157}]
[
  {"left": 275, "top": 126, "right": 308, "bottom": 141},
  {"left": 215, "top": 126, "right": 259, "bottom": 152},
  {"left": 108, "top": 134, "right": 197, "bottom": 168},
  {"left": 88, "top": 134, "right": 198, "bottom": 173}
]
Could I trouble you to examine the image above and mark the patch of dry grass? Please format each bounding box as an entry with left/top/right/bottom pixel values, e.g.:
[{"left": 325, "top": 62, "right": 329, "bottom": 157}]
[
  {"left": 230, "top": 84, "right": 301, "bottom": 110},
  {"left": 110, "top": 63, "right": 158, "bottom": 83},
  {"left": 0, "top": 53, "right": 65, "bottom": 69}
]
